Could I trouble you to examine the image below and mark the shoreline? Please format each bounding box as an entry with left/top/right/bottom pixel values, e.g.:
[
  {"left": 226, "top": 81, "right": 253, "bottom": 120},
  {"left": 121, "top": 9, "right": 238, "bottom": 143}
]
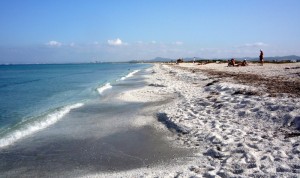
[
  {"left": 101, "top": 62, "right": 300, "bottom": 177},
  {"left": 0, "top": 66, "right": 191, "bottom": 177},
  {"left": 1, "top": 62, "right": 299, "bottom": 177}
]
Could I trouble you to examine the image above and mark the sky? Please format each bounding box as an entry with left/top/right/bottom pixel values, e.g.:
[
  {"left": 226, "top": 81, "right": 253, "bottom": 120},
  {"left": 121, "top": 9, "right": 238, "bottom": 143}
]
[{"left": 0, "top": 0, "right": 300, "bottom": 64}]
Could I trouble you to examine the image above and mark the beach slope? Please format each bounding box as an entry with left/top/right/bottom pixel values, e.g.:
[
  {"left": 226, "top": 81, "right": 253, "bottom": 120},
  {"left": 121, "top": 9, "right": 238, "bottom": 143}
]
[{"left": 105, "top": 62, "right": 300, "bottom": 177}]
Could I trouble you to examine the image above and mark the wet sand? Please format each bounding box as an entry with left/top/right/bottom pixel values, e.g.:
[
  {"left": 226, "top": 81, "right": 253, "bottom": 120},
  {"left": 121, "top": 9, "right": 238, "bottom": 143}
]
[{"left": 0, "top": 71, "right": 192, "bottom": 177}]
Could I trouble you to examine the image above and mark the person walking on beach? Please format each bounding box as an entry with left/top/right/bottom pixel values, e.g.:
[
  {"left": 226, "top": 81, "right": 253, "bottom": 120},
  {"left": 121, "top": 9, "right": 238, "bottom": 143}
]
[{"left": 259, "top": 49, "right": 264, "bottom": 66}]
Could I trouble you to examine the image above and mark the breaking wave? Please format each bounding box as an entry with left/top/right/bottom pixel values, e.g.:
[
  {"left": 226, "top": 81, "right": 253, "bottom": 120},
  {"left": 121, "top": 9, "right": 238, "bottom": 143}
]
[
  {"left": 120, "top": 70, "right": 140, "bottom": 80},
  {"left": 0, "top": 103, "right": 84, "bottom": 148},
  {"left": 97, "top": 83, "right": 112, "bottom": 94}
]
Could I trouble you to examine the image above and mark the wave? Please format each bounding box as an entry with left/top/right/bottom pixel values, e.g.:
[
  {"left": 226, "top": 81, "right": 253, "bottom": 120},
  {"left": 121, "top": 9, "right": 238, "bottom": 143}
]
[
  {"left": 97, "top": 83, "right": 112, "bottom": 95},
  {"left": 120, "top": 70, "right": 140, "bottom": 80},
  {"left": 0, "top": 103, "right": 84, "bottom": 148}
]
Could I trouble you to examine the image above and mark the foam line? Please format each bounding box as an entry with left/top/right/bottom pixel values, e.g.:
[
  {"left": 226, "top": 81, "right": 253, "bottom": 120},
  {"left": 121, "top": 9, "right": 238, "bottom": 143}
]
[
  {"left": 0, "top": 103, "right": 84, "bottom": 148},
  {"left": 120, "top": 70, "right": 140, "bottom": 80},
  {"left": 97, "top": 83, "right": 112, "bottom": 94}
]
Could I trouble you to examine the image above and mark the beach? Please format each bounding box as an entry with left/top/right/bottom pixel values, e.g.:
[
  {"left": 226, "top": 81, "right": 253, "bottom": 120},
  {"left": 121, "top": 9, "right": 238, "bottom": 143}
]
[
  {"left": 2, "top": 0, "right": 300, "bottom": 177},
  {"left": 98, "top": 62, "right": 300, "bottom": 177},
  {"left": 1, "top": 62, "right": 300, "bottom": 177}
]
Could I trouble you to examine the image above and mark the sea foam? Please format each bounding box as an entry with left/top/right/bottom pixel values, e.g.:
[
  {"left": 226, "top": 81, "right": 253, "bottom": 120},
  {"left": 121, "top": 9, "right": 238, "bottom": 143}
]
[
  {"left": 0, "top": 103, "right": 84, "bottom": 148},
  {"left": 120, "top": 70, "right": 140, "bottom": 80},
  {"left": 97, "top": 83, "right": 112, "bottom": 94}
]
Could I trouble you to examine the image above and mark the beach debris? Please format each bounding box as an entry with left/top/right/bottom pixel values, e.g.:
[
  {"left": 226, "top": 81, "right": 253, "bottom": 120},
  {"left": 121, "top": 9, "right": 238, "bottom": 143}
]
[
  {"left": 284, "top": 132, "right": 300, "bottom": 138},
  {"left": 232, "top": 89, "right": 259, "bottom": 96},
  {"left": 285, "top": 66, "right": 300, "bottom": 70},
  {"left": 205, "top": 80, "right": 219, "bottom": 86},
  {"left": 148, "top": 83, "right": 166, "bottom": 87}
]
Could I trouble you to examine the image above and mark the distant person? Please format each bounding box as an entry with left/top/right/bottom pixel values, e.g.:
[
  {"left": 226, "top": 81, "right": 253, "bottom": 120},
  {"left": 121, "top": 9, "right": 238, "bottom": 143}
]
[
  {"left": 259, "top": 49, "right": 264, "bottom": 66},
  {"left": 241, "top": 59, "right": 248, "bottom": 66},
  {"left": 193, "top": 57, "right": 196, "bottom": 64},
  {"left": 228, "top": 58, "right": 235, "bottom": 67}
]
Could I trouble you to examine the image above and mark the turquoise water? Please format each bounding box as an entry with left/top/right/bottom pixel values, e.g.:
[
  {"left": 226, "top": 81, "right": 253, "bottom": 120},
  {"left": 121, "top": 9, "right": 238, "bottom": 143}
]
[
  {"left": 0, "top": 63, "right": 192, "bottom": 176},
  {"left": 0, "top": 63, "right": 150, "bottom": 147}
]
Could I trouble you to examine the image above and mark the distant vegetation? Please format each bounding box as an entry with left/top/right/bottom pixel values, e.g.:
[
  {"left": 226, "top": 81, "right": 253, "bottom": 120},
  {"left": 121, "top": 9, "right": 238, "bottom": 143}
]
[{"left": 135, "top": 55, "right": 300, "bottom": 63}]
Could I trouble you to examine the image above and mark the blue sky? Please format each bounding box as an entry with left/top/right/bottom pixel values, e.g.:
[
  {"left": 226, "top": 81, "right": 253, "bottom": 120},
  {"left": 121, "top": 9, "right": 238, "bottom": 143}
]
[{"left": 0, "top": 0, "right": 299, "bottom": 63}]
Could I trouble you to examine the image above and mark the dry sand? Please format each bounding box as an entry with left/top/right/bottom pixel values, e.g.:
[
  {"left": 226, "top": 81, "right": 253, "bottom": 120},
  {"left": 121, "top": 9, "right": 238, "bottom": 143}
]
[
  {"left": 180, "top": 62, "right": 300, "bottom": 96},
  {"left": 87, "top": 62, "right": 300, "bottom": 177}
]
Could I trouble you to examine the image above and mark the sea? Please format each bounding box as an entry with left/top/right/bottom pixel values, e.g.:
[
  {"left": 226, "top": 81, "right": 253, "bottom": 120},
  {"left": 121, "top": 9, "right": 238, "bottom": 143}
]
[
  {"left": 0, "top": 63, "right": 149, "bottom": 147},
  {"left": 0, "top": 63, "right": 190, "bottom": 177}
]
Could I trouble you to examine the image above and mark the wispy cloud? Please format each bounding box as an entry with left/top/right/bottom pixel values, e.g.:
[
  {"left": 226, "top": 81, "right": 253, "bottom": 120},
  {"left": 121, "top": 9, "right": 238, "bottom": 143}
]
[
  {"left": 238, "top": 42, "right": 268, "bottom": 48},
  {"left": 173, "top": 41, "right": 183, "bottom": 45},
  {"left": 107, "top": 38, "right": 125, "bottom": 46},
  {"left": 46, "top": 40, "right": 62, "bottom": 47}
]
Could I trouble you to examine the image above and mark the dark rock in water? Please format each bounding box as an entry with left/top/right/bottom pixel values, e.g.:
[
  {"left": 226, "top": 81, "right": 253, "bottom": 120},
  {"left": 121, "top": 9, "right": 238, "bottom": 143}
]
[{"left": 157, "top": 113, "right": 191, "bottom": 134}]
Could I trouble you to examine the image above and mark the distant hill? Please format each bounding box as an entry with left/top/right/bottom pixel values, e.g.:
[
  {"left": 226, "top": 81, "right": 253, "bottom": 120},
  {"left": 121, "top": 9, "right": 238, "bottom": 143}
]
[
  {"left": 263, "top": 55, "right": 300, "bottom": 61},
  {"left": 147, "top": 57, "right": 174, "bottom": 62},
  {"left": 147, "top": 57, "right": 205, "bottom": 62},
  {"left": 235, "top": 55, "right": 300, "bottom": 62}
]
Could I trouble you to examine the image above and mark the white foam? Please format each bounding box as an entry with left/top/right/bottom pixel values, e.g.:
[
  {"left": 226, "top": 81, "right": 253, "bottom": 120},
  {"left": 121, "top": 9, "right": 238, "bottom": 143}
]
[
  {"left": 120, "top": 70, "right": 140, "bottom": 80},
  {"left": 0, "top": 103, "right": 84, "bottom": 148},
  {"left": 97, "top": 83, "right": 112, "bottom": 94}
]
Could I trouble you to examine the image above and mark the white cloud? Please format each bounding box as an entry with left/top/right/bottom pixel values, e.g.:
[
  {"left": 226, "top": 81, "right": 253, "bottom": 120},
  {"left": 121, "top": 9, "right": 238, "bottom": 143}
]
[
  {"left": 135, "top": 41, "right": 158, "bottom": 45},
  {"left": 238, "top": 42, "right": 267, "bottom": 48},
  {"left": 46, "top": 40, "right": 62, "bottom": 47},
  {"left": 107, "top": 38, "right": 123, "bottom": 46},
  {"left": 173, "top": 41, "right": 183, "bottom": 45},
  {"left": 136, "top": 41, "right": 144, "bottom": 44}
]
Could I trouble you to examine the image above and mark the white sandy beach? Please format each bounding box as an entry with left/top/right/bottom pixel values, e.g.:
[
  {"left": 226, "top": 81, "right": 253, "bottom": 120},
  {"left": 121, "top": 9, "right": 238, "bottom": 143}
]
[{"left": 88, "top": 62, "right": 300, "bottom": 177}]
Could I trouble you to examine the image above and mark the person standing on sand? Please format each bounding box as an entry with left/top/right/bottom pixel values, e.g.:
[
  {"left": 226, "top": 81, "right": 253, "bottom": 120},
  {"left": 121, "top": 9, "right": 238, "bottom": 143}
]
[{"left": 259, "top": 49, "right": 264, "bottom": 66}]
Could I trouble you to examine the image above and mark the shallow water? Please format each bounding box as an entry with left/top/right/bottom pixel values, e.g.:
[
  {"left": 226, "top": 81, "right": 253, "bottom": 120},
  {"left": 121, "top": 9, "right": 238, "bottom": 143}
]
[
  {"left": 0, "top": 68, "right": 192, "bottom": 177},
  {"left": 0, "top": 63, "right": 149, "bottom": 145}
]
